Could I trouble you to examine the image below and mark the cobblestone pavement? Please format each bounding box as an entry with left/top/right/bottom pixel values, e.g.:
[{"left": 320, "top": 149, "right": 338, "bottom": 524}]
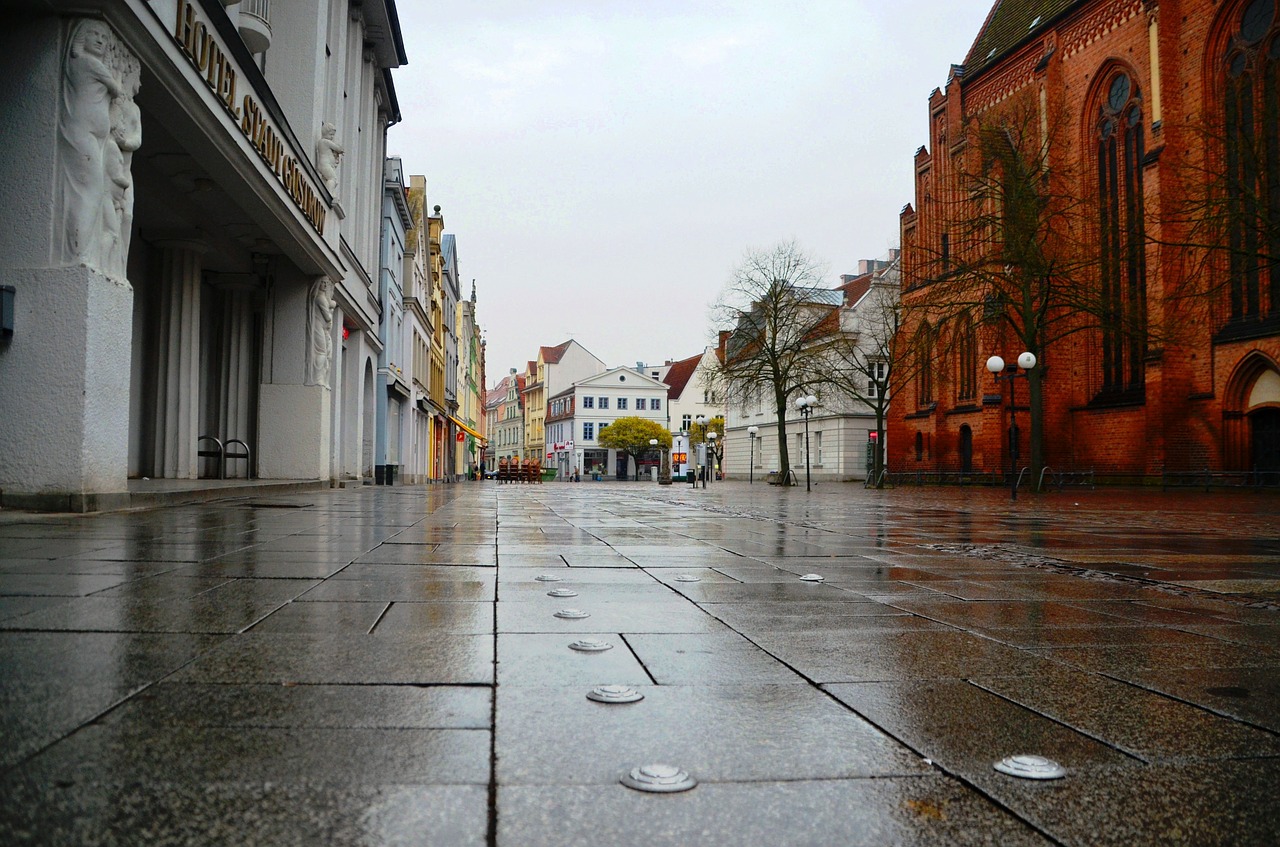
[{"left": 1, "top": 481, "right": 1278, "bottom": 846}]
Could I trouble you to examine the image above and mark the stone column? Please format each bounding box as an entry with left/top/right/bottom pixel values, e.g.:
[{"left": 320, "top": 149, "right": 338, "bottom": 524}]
[
  {"left": 151, "top": 240, "right": 205, "bottom": 479},
  {"left": 0, "top": 18, "right": 137, "bottom": 509}
]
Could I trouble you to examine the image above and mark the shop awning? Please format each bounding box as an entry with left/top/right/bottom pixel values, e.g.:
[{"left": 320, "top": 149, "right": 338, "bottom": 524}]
[{"left": 450, "top": 416, "right": 488, "bottom": 443}]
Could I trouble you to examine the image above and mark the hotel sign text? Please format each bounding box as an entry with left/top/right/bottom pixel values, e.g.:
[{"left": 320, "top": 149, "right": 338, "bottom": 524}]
[{"left": 171, "top": 0, "right": 327, "bottom": 234}]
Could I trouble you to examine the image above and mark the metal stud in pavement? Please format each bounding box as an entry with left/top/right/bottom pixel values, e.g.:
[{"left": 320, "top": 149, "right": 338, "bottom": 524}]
[
  {"left": 535, "top": 574, "right": 562, "bottom": 582},
  {"left": 994, "top": 755, "right": 1066, "bottom": 780},
  {"left": 799, "top": 573, "right": 825, "bottom": 582},
  {"left": 587, "top": 685, "right": 644, "bottom": 704},
  {"left": 569, "top": 638, "right": 613, "bottom": 652},
  {"left": 673, "top": 574, "right": 701, "bottom": 582},
  {"left": 621, "top": 764, "right": 697, "bottom": 793},
  {"left": 547, "top": 588, "right": 579, "bottom": 597},
  {"left": 554, "top": 608, "right": 590, "bottom": 619}
]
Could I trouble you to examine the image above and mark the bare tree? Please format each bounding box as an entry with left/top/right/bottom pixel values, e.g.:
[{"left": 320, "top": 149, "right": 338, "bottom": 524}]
[{"left": 711, "top": 242, "right": 835, "bottom": 481}]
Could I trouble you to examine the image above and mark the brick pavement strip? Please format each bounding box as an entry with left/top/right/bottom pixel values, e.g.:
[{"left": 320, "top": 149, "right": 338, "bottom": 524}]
[{"left": 1, "top": 482, "right": 1278, "bottom": 845}]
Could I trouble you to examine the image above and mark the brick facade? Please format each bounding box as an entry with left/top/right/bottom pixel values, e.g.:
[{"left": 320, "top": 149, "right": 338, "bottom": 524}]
[{"left": 891, "top": 0, "right": 1280, "bottom": 482}]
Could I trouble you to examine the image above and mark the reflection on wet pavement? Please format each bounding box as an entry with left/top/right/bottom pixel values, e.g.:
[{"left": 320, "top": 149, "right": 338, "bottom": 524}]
[{"left": 1, "top": 483, "right": 1277, "bottom": 844}]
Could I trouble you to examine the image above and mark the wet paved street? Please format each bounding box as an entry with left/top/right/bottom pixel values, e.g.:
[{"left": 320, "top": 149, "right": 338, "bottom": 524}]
[{"left": 2, "top": 481, "right": 1278, "bottom": 845}]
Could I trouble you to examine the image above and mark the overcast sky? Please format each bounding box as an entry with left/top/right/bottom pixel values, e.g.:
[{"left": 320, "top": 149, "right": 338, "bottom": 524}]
[{"left": 389, "top": 1, "right": 994, "bottom": 383}]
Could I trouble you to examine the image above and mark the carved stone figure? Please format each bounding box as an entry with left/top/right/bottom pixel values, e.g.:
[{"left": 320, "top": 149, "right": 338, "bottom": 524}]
[
  {"left": 57, "top": 19, "right": 139, "bottom": 280},
  {"left": 103, "top": 67, "right": 141, "bottom": 279},
  {"left": 315, "top": 122, "right": 344, "bottom": 196},
  {"left": 306, "top": 277, "right": 337, "bottom": 388}
]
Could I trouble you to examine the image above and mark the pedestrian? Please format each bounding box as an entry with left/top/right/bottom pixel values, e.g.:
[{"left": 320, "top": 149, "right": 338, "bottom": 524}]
[{"left": 479, "top": 460, "right": 486, "bottom": 481}]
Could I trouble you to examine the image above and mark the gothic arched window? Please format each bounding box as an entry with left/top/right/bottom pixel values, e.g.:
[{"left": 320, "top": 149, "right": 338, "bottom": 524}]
[
  {"left": 1095, "top": 68, "right": 1147, "bottom": 398},
  {"left": 1223, "top": 0, "right": 1280, "bottom": 325},
  {"left": 915, "top": 322, "right": 934, "bottom": 405},
  {"left": 956, "top": 316, "right": 977, "bottom": 401}
]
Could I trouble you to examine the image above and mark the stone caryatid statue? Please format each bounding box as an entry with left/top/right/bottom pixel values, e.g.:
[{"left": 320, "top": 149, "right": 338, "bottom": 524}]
[
  {"left": 305, "top": 277, "right": 337, "bottom": 388},
  {"left": 58, "top": 19, "right": 139, "bottom": 280},
  {"left": 315, "top": 122, "right": 344, "bottom": 196}
]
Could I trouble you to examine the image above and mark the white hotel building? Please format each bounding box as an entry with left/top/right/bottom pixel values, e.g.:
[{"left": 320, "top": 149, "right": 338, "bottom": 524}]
[{"left": 0, "top": 0, "right": 405, "bottom": 509}]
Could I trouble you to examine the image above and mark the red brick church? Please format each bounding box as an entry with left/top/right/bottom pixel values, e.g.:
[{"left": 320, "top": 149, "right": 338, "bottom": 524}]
[{"left": 890, "top": 0, "right": 1280, "bottom": 483}]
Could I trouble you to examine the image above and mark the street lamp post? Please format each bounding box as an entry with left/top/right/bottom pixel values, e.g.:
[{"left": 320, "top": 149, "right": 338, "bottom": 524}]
[
  {"left": 695, "top": 416, "right": 707, "bottom": 489},
  {"left": 986, "top": 352, "right": 1037, "bottom": 500},
  {"left": 747, "top": 425, "right": 759, "bottom": 484},
  {"left": 795, "top": 395, "right": 818, "bottom": 492},
  {"left": 707, "top": 431, "right": 717, "bottom": 486}
]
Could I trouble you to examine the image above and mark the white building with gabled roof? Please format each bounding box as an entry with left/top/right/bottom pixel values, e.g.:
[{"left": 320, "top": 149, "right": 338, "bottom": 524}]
[{"left": 546, "top": 366, "right": 669, "bottom": 480}]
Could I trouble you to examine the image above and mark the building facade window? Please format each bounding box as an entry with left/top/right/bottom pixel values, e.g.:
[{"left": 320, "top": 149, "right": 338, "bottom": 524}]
[
  {"left": 582, "top": 396, "right": 594, "bottom": 409},
  {"left": 1221, "top": 0, "right": 1280, "bottom": 326},
  {"left": 915, "top": 323, "right": 934, "bottom": 405},
  {"left": 651, "top": 398, "right": 661, "bottom": 410},
  {"left": 583, "top": 422, "right": 595, "bottom": 441},
  {"left": 869, "top": 360, "right": 888, "bottom": 399},
  {"left": 957, "top": 317, "right": 977, "bottom": 401},
  {"left": 1095, "top": 68, "right": 1147, "bottom": 398},
  {"left": 617, "top": 398, "right": 628, "bottom": 410},
  {"left": 598, "top": 397, "right": 609, "bottom": 409},
  {"left": 636, "top": 398, "right": 646, "bottom": 410}
]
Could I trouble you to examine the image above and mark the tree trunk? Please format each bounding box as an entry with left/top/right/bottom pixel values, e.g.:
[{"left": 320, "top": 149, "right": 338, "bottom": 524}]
[
  {"left": 874, "top": 407, "right": 886, "bottom": 489},
  {"left": 774, "top": 388, "right": 791, "bottom": 479}
]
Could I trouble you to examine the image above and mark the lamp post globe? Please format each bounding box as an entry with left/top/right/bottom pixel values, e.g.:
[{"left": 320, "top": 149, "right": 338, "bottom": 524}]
[{"left": 988, "top": 351, "right": 1037, "bottom": 500}]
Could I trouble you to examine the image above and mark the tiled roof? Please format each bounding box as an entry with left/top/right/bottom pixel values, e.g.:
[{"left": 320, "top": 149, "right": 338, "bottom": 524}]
[
  {"left": 663, "top": 353, "right": 702, "bottom": 400},
  {"left": 963, "top": 0, "right": 1079, "bottom": 79},
  {"left": 540, "top": 340, "right": 572, "bottom": 364},
  {"left": 837, "top": 274, "right": 873, "bottom": 307}
]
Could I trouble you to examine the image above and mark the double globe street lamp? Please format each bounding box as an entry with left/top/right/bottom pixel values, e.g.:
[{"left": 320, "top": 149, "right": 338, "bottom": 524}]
[
  {"left": 747, "top": 425, "right": 759, "bottom": 484},
  {"left": 986, "top": 352, "right": 1037, "bottom": 500},
  {"left": 795, "top": 394, "right": 818, "bottom": 492}
]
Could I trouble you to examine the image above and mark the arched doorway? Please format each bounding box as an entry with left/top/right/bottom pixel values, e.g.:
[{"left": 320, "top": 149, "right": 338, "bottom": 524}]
[
  {"left": 1252, "top": 408, "right": 1280, "bottom": 481},
  {"left": 1222, "top": 353, "right": 1280, "bottom": 472},
  {"left": 959, "top": 425, "right": 974, "bottom": 475}
]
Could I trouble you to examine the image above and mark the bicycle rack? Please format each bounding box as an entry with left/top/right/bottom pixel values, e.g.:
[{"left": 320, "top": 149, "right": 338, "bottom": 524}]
[
  {"left": 225, "top": 439, "right": 253, "bottom": 479},
  {"left": 197, "top": 435, "right": 224, "bottom": 479}
]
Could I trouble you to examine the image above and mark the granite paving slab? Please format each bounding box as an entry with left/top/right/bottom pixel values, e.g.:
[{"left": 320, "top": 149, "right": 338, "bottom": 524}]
[
  {"left": 496, "top": 777, "right": 1049, "bottom": 846},
  {"left": 669, "top": 582, "right": 860, "bottom": 603},
  {"left": 622, "top": 632, "right": 810, "bottom": 683},
  {"left": 971, "top": 671, "right": 1280, "bottom": 763},
  {"left": 0, "top": 596, "right": 288, "bottom": 633},
  {"left": 497, "top": 599, "right": 727, "bottom": 634},
  {"left": 11, "top": 722, "right": 490, "bottom": 786},
  {"left": 496, "top": 633, "right": 651, "bottom": 686},
  {"left": 496, "top": 683, "right": 928, "bottom": 785},
  {"left": 296, "top": 578, "right": 494, "bottom": 602},
  {"left": 887, "top": 598, "right": 1165, "bottom": 629},
  {"left": 823, "top": 679, "right": 1137, "bottom": 778},
  {"left": 372, "top": 601, "right": 495, "bottom": 635},
  {"left": 0, "top": 573, "right": 137, "bottom": 596},
  {"left": 1028, "top": 642, "right": 1280, "bottom": 675},
  {"left": 0, "top": 780, "right": 490, "bottom": 847},
  {"left": 967, "top": 758, "right": 1280, "bottom": 847},
  {"left": 102, "top": 682, "right": 492, "bottom": 729},
  {"left": 750, "top": 629, "right": 1066, "bottom": 682},
  {"left": 1117, "top": 666, "right": 1280, "bottom": 732},
  {"left": 248, "top": 600, "right": 389, "bottom": 634},
  {"left": 172, "top": 632, "right": 494, "bottom": 684}
]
